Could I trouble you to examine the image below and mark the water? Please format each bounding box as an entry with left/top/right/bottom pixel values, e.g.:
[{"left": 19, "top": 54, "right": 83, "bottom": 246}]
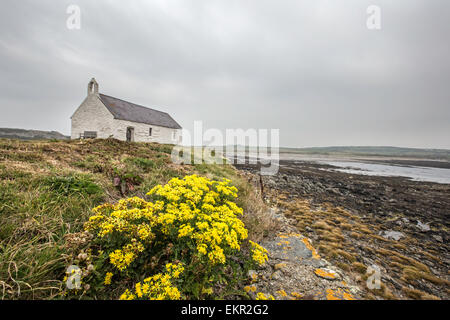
[
  {"left": 226, "top": 152, "right": 450, "bottom": 184},
  {"left": 318, "top": 160, "right": 450, "bottom": 184}
]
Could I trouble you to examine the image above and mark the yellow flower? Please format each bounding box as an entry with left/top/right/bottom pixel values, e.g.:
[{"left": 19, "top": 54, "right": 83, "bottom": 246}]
[
  {"left": 137, "top": 225, "right": 153, "bottom": 240},
  {"left": 276, "top": 289, "right": 287, "bottom": 297},
  {"left": 178, "top": 224, "right": 194, "bottom": 238},
  {"left": 119, "top": 289, "right": 136, "bottom": 300},
  {"left": 104, "top": 272, "right": 113, "bottom": 285},
  {"left": 197, "top": 244, "right": 208, "bottom": 255},
  {"left": 249, "top": 240, "right": 269, "bottom": 266},
  {"left": 202, "top": 287, "right": 213, "bottom": 295},
  {"left": 122, "top": 263, "right": 184, "bottom": 300},
  {"left": 256, "top": 292, "right": 275, "bottom": 300},
  {"left": 244, "top": 285, "right": 256, "bottom": 293},
  {"left": 109, "top": 249, "right": 135, "bottom": 271}
]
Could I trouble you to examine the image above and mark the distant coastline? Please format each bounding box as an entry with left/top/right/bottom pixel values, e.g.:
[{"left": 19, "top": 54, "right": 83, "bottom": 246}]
[
  {"left": 0, "top": 128, "right": 69, "bottom": 140},
  {"left": 278, "top": 146, "right": 450, "bottom": 161}
]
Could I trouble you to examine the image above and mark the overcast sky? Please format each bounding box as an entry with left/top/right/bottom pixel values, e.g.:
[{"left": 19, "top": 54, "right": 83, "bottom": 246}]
[{"left": 0, "top": 0, "right": 449, "bottom": 148}]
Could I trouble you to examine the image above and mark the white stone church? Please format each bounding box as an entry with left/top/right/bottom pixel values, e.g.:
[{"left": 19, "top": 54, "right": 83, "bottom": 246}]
[{"left": 71, "top": 78, "right": 182, "bottom": 144}]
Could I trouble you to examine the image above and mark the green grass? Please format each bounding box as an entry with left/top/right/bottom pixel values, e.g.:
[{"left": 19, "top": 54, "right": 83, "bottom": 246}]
[
  {"left": 0, "top": 173, "right": 105, "bottom": 299},
  {"left": 41, "top": 175, "right": 103, "bottom": 197},
  {"left": 123, "top": 157, "right": 157, "bottom": 170}
]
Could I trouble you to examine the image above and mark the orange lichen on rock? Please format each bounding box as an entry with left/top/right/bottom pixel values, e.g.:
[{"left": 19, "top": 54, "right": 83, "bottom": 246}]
[
  {"left": 278, "top": 232, "right": 302, "bottom": 238},
  {"left": 314, "top": 268, "right": 337, "bottom": 280},
  {"left": 277, "top": 240, "right": 291, "bottom": 248},
  {"left": 326, "top": 289, "right": 340, "bottom": 300},
  {"left": 302, "top": 238, "right": 320, "bottom": 259},
  {"left": 325, "top": 288, "right": 355, "bottom": 300}
]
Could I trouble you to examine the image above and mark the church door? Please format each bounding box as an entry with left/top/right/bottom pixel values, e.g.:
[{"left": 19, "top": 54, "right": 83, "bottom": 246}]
[{"left": 126, "top": 127, "right": 134, "bottom": 142}]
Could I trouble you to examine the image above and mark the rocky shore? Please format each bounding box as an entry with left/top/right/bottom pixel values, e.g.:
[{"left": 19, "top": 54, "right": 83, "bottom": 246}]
[{"left": 236, "top": 159, "right": 450, "bottom": 299}]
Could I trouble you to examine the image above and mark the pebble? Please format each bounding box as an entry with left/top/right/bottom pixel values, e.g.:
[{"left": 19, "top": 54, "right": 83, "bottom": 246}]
[
  {"left": 379, "top": 230, "right": 405, "bottom": 241},
  {"left": 416, "top": 220, "right": 431, "bottom": 232}
]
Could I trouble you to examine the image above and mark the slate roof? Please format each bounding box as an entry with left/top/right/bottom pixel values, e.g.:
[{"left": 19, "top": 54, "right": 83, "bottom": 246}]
[{"left": 99, "top": 94, "right": 182, "bottom": 129}]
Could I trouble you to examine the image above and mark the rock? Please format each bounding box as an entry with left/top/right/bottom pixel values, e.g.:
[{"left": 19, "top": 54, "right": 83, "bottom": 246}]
[
  {"left": 113, "top": 177, "right": 121, "bottom": 186},
  {"left": 313, "top": 268, "right": 340, "bottom": 280},
  {"left": 432, "top": 235, "right": 443, "bottom": 243},
  {"left": 301, "top": 258, "right": 327, "bottom": 268},
  {"left": 416, "top": 220, "right": 431, "bottom": 232},
  {"left": 314, "top": 288, "right": 355, "bottom": 300},
  {"left": 274, "top": 263, "right": 287, "bottom": 271},
  {"left": 347, "top": 285, "right": 361, "bottom": 295},
  {"left": 262, "top": 233, "right": 314, "bottom": 261},
  {"left": 271, "top": 270, "right": 283, "bottom": 280},
  {"left": 430, "top": 267, "right": 439, "bottom": 275},
  {"left": 379, "top": 230, "right": 405, "bottom": 241}
]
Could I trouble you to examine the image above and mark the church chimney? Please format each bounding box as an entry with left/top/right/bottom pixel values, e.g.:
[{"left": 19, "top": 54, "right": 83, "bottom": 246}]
[{"left": 87, "top": 78, "right": 99, "bottom": 96}]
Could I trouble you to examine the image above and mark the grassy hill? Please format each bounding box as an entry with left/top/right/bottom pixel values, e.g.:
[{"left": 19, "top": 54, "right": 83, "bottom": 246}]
[
  {"left": 0, "top": 138, "right": 267, "bottom": 299},
  {"left": 0, "top": 128, "right": 69, "bottom": 140}
]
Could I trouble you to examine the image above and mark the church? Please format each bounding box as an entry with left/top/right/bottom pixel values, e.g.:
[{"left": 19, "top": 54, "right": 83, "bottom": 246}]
[{"left": 71, "top": 78, "right": 182, "bottom": 143}]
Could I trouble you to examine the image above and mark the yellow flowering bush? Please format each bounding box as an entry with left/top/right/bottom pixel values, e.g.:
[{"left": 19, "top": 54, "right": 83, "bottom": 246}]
[
  {"left": 64, "top": 175, "right": 268, "bottom": 299},
  {"left": 249, "top": 241, "right": 269, "bottom": 266},
  {"left": 120, "top": 263, "right": 184, "bottom": 300}
]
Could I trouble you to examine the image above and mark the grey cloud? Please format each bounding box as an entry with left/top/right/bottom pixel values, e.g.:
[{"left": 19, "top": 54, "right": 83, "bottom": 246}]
[{"left": 0, "top": 0, "right": 449, "bottom": 148}]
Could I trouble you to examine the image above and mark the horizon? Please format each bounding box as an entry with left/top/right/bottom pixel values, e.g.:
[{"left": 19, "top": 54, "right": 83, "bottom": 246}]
[{"left": 2, "top": 127, "right": 450, "bottom": 152}]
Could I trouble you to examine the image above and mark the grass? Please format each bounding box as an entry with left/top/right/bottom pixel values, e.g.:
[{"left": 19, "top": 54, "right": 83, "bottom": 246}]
[
  {"left": 0, "top": 138, "right": 269, "bottom": 299},
  {"left": 351, "top": 262, "right": 367, "bottom": 274},
  {"left": 41, "top": 175, "right": 103, "bottom": 197},
  {"left": 402, "top": 287, "right": 440, "bottom": 300},
  {"left": 0, "top": 170, "right": 106, "bottom": 299}
]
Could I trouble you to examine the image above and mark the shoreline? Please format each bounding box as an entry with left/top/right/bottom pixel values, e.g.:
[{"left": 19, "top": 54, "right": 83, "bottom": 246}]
[{"left": 235, "top": 159, "right": 450, "bottom": 299}]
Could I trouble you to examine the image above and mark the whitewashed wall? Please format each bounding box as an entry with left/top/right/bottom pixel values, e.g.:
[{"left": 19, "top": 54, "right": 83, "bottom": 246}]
[
  {"left": 111, "top": 118, "right": 181, "bottom": 144},
  {"left": 71, "top": 93, "right": 181, "bottom": 144},
  {"left": 71, "top": 94, "right": 115, "bottom": 139}
]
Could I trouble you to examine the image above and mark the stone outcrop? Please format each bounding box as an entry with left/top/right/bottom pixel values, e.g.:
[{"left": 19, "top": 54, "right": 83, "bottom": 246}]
[{"left": 244, "top": 206, "right": 360, "bottom": 300}]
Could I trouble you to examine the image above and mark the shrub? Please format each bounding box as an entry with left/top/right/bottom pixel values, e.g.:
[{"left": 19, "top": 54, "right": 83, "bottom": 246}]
[
  {"left": 42, "top": 175, "right": 103, "bottom": 197},
  {"left": 63, "top": 174, "right": 268, "bottom": 300},
  {"left": 123, "top": 157, "right": 157, "bottom": 171}
]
